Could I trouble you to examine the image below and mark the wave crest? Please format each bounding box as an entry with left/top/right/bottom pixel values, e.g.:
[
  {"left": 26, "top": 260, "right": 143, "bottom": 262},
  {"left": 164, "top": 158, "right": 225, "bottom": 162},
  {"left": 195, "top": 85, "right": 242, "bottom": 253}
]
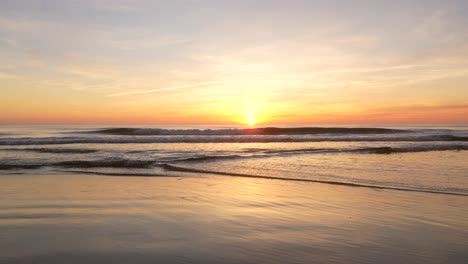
[
  {"left": 54, "top": 159, "right": 156, "bottom": 168},
  {"left": 88, "top": 127, "right": 408, "bottom": 136},
  {"left": 2, "top": 148, "right": 98, "bottom": 154},
  {"left": 1, "top": 134, "right": 467, "bottom": 145}
]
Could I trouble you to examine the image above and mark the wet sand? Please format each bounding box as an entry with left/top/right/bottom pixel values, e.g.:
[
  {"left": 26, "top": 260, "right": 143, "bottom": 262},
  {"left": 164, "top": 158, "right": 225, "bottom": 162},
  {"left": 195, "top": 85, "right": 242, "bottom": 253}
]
[{"left": 1, "top": 174, "right": 467, "bottom": 264}]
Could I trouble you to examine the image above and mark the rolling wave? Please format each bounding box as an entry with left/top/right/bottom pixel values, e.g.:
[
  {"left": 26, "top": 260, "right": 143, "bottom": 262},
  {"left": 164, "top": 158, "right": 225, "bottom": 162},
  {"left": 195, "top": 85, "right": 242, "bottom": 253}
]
[
  {"left": 0, "top": 144, "right": 466, "bottom": 170},
  {"left": 0, "top": 164, "right": 43, "bottom": 170},
  {"left": 54, "top": 159, "right": 156, "bottom": 168},
  {"left": 162, "top": 145, "right": 468, "bottom": 163},
  {"left": 1, "top": 134, "right": 467, "bottom": 145},
  {"left": 87, "top": 127, "right": 408, "bottom": 136},
  {"left": 1, "top": 148, "right": 98, "bottom": 154},
  {"left": 0, "top": 159, "right": 156, "bottom": 170}
]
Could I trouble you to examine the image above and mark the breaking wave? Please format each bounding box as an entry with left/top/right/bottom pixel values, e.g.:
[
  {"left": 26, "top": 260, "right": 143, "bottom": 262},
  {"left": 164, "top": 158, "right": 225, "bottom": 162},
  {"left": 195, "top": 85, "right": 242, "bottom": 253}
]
[
  {"left": 0, "top": 164, "right": 43, "bottom": 170},
  {"left": 1, "top": 134, "right": 467, "bottom": 145},
  {"left": 0, "top": 144, "right": 466, "bottom": 170},
  {"left": 87, "top": 127, "right": 408, "bottom": 136},
  {"left": 0, "top": 159, "right": 156, "bottom": 170},
  {"left": 54, "top": 159, "right": 156, "bottom": 168},
  {"left": 2, "top": 148, "right": 98, "bottom": 154}
]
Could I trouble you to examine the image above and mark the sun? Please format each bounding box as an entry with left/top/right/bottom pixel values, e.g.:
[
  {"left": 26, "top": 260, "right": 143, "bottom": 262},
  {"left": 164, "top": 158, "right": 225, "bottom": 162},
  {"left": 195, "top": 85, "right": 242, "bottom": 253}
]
[{"left": 246, "top": 112, "right": 256, "bottom": 126}]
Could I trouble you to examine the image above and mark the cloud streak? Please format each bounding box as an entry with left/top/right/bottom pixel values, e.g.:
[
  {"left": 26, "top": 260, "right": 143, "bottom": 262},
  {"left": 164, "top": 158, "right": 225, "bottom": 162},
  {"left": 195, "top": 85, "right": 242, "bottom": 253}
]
[{"left": 108, "top": 81, "right": 224, "bottom": 97}]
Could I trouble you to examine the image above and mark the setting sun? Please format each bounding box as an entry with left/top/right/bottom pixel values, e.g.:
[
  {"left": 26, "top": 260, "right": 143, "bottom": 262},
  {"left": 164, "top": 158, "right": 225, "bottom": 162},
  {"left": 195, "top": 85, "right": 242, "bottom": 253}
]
[{"left": 246, "top": 112, "right": 256, "bottom": 126}]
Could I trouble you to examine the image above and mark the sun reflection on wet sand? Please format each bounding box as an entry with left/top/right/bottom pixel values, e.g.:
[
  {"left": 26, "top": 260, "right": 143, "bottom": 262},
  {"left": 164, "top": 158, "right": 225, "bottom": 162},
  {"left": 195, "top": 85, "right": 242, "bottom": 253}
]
[{"left": 1, "top": 174, "right": 467, "bottom": 263}]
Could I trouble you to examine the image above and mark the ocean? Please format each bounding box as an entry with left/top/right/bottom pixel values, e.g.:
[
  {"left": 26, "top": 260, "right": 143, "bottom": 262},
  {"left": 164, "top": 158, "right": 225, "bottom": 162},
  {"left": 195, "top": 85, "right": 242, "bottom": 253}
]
[
  {"left": 1, "top": 125, "right": 467, "bottom": 196},
  {"left": 1, "top": 125, "right": 468, "bottom": 263}
]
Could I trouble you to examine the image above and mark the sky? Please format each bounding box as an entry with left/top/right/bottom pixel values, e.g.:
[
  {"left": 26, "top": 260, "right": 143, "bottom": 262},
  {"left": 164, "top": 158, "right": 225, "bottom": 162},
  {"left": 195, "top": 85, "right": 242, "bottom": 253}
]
[{"left": 1, "top": 0, "right": 468, "bottom": 125}]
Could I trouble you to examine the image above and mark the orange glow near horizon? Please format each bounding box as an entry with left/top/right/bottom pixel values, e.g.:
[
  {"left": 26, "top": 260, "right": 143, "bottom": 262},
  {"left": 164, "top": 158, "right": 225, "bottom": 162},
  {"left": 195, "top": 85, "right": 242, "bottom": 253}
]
[{"left": 1, "top": 102, "right": 467, "bottom": 125}]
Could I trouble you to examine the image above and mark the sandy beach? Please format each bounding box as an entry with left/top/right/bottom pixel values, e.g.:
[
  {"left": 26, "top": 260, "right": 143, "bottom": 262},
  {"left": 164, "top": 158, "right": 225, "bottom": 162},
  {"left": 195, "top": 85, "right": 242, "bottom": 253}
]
[{"left": 1, "top": 173, "right": 467, "bottom": 264}]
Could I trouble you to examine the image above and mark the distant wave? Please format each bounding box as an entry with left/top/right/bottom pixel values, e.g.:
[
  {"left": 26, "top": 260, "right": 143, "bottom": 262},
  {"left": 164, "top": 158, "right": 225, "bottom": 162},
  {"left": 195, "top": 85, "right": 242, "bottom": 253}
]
[
  {"left": 2, "top": 148, "right": 98, "bottom": 154},
  {"left": 0, "top": 164, "right": 43, "bottom": 170},
  {"left": 86, "top": 127, "right": 408, "bottom": 136},
  {"left": 1, "top": 134, "right": 467, "bottom": 145},
  {"left": 160, "top": 164, "right": 468, "bottom": 196}
]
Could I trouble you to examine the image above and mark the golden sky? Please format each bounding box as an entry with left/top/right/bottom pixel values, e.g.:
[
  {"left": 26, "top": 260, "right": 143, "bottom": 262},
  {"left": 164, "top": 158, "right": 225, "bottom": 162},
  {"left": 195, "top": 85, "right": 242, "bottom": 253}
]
[{"left": 1, "top": 0, "right": 467, "bottom": 125}]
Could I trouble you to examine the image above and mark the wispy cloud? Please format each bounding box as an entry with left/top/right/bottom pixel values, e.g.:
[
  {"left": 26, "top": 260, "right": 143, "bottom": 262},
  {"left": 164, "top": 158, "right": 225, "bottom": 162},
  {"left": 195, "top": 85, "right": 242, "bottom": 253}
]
[
  {"left": 108, "top": 81, "right": 224, "bottom": 97},
  {"left": 0, "top": 72, "right": 17, "bottom": 79}
]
